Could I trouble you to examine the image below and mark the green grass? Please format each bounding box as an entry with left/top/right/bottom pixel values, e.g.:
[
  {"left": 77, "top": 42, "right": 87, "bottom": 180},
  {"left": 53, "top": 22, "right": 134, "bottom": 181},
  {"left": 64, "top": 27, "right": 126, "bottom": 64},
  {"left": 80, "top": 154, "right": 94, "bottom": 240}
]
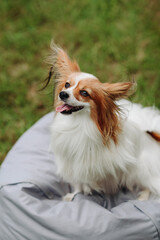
[{"left": 0, "top": 0, "right": 160, "bottom": 163}]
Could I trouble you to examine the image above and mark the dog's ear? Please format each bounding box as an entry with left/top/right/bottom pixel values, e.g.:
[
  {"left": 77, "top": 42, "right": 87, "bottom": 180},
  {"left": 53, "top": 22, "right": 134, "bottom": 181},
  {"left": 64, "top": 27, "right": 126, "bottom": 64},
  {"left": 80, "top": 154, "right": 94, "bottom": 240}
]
[
  {"left": 47, "top": 41, "right": 80, "bottom": 82},
  {"left": 102, "top": 81, "right": 136, "bottom": 100}
]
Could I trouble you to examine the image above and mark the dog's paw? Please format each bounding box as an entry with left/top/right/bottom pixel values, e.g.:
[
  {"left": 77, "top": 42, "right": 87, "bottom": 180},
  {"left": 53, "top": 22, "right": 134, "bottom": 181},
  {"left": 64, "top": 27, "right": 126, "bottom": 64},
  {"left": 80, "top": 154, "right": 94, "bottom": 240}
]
[
  {"left": 82, "top": 184, "right": 92, "bottom": 196},
  {"left": 63, "top": 193, "right": 76, "bottom": 201},
  {"left": 137, "top": 189, "right": 150, "bottom": 201}
]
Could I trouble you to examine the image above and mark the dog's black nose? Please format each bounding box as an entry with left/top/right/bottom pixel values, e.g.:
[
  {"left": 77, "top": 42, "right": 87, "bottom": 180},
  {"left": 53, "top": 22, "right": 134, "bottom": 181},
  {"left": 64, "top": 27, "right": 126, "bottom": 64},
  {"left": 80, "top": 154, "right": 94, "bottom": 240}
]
[{"left": 59, "top": 91, "right": 69, "bottom": 100}]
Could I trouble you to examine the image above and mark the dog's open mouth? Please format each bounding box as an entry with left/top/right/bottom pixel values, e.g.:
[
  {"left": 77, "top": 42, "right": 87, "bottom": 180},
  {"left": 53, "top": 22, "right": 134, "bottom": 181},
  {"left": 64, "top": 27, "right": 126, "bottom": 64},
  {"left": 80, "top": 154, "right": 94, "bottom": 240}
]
[{"left": 56, "top": 104, "right": 84, "bottom": 114}]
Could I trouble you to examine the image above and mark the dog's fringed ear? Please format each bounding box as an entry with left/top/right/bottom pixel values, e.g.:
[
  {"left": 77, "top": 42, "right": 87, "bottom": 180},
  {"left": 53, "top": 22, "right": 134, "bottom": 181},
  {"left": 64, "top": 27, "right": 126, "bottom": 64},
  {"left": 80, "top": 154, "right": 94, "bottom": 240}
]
[
  {"left": 103, "top": 81, "right": 136, "bottom": 100},
  {"left": 47, "top": 41, "right": 80, "bottom": 82}
]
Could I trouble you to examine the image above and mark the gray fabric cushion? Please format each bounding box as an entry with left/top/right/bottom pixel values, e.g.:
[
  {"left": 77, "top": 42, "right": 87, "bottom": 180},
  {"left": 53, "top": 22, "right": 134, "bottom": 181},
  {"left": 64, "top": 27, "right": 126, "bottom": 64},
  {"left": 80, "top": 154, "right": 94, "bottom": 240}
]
[{"left": 0, "top": 112, "right": 160, "bottom": 240}]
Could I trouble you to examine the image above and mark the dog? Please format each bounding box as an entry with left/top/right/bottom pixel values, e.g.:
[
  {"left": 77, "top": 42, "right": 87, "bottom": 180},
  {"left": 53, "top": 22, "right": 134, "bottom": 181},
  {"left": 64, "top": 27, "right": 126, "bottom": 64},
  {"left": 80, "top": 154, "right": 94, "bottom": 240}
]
[{"left": 46, "top": 43, "right": 160, "bottom": 201}]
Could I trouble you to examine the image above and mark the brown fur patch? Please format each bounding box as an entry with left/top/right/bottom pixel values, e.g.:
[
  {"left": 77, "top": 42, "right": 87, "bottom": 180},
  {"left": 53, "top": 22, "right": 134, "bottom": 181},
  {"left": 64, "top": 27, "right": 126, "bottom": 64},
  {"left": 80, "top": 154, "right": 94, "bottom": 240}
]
[
  {"left": 54, "top": 77, "right": 67, "bottom": 109},
  {"left": 73, "top": 79, "right": 134, "bottom": 144},
  {"left": 102, "top": 82, "right": 135, "bottom": 100},
  {"left": 73, "top": 78, "right": 99, "bottom": 102},
  {"left": 73, "top": 79, "right": 121, "bottom": 144},
  {"left": 147, "top": 131, "right": 160, "bottom": 142},
  {"left": 90, "top": 88, "right": 121, "bottom": 144}
]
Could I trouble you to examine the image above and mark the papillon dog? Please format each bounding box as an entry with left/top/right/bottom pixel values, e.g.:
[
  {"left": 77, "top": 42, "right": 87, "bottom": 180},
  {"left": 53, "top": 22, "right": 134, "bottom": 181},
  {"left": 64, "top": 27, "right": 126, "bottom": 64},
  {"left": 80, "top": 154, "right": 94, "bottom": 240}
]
[{"left": 47, "top": 43, "right": 160, "bottom": 201}]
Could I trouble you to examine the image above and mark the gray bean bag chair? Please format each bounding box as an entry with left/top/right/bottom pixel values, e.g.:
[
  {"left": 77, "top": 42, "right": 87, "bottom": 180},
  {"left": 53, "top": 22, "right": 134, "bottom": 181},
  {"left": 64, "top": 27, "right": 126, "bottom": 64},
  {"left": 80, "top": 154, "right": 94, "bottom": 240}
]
[{"left": 0, "top": 112, "right": 160, "bottom": 240}]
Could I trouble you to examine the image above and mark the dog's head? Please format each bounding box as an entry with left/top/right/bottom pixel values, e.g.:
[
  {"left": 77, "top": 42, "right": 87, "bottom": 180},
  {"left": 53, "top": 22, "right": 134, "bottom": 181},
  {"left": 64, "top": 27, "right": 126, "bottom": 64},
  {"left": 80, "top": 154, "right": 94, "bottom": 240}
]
[{"left": 46, "top": 42, "right": 135, "bottom": 142}]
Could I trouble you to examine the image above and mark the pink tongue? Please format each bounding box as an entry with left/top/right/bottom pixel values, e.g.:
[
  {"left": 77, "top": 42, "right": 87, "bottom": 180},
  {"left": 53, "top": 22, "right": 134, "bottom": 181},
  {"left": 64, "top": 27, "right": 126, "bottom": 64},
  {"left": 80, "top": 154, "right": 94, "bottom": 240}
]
[{"left": 56, "top": 104, "right": 72, "bottom": 112}]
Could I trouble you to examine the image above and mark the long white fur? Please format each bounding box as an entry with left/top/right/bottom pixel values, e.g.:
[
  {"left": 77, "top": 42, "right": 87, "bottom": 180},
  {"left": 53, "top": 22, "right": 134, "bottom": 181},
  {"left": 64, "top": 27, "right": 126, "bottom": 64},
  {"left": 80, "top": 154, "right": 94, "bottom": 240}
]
[{"left": 51, "top": 77, "right": 160, "bottom": 200}]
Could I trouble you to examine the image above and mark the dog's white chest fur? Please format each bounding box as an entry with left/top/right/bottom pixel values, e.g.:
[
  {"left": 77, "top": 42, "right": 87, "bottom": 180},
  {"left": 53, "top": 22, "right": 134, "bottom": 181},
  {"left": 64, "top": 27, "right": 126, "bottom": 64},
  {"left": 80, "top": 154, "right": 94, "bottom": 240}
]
[
  {"left": 51, "top": 104, "right": 142, "bottom": 193},
  {"left": 51, "top": 100, "right": 160, "bottom": 197},
  {"left": 51, "top": 112, "right": 105, "bottom": 183}
]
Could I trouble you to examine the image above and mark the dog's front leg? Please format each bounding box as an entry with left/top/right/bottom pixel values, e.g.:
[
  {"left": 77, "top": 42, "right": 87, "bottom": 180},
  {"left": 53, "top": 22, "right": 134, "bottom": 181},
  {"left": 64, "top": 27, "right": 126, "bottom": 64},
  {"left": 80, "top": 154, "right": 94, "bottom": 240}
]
[
  {"left": 138, "top": 188, "right": 150, "bottom": 201},
  {"left": 82, "top": 184, "right": 92, "bottom": 196},
  {"left": 63, "top": 183, "right": 83, "bottom": 201},
  {"left": 63, "top": 183, "right": 92, "bottom": 201}
]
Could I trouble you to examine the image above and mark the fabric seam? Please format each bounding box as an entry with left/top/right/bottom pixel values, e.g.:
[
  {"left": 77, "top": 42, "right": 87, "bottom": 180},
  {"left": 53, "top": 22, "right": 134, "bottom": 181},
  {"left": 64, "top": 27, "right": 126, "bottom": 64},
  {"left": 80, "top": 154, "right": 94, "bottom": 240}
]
[{"left": 133, "top": 203, "right": 160, "bottom": 240}]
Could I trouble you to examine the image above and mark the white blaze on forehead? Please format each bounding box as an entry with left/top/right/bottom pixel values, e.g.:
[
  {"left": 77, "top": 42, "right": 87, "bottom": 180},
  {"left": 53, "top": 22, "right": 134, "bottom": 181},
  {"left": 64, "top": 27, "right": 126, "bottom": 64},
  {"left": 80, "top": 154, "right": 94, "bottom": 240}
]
[
  {"left": 74, "top": 72, "right": 97, "bottom": 82},
  {"left": 69, "top": 72, "right": 98, "bottom": 90}
]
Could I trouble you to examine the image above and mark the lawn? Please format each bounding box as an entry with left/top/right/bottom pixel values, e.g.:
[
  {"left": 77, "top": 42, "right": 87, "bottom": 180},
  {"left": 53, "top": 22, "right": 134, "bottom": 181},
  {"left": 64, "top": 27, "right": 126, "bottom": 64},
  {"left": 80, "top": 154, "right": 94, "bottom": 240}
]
[{"left": 0, "top": 0, "right": 160, "bottom": 163}]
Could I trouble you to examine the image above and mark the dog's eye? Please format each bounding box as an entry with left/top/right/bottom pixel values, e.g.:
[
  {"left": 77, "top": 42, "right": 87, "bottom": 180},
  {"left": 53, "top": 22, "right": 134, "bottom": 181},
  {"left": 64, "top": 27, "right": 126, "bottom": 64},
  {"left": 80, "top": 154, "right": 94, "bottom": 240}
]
[
  {"left": 65, "top": 82, "right": 70, "bottom": 88},
  {"left": 80, "top": 90, "right": 89, "bottom": 97}
]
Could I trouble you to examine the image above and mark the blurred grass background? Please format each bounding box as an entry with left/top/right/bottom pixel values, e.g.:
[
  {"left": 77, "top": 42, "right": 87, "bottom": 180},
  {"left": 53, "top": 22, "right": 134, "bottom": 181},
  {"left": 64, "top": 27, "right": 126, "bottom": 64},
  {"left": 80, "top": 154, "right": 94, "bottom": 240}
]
[{"left": 0, "top": 0, "right": 160, "bottom": 163}]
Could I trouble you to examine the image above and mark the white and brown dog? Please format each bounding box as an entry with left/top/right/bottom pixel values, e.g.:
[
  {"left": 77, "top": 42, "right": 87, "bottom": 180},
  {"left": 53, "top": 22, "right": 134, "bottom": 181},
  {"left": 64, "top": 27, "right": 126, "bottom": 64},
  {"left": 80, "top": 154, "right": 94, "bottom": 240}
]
[{"left": 46, "top": 43, "right": 160, "bottom": 201}]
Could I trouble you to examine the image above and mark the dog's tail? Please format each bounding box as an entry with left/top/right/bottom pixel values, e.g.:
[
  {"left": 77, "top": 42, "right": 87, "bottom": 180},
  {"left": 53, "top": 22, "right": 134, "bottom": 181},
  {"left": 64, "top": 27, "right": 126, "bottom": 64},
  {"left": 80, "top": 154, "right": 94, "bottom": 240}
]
[{"left": 146, "top": 131, "right": 160, "bottom": 142}]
